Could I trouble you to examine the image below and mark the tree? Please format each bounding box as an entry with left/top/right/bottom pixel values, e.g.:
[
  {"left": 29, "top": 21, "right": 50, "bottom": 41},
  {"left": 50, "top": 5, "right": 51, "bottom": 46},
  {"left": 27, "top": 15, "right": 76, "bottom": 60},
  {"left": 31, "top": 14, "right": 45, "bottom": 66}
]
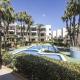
[
  {"left": 16, "top": 12, "right": 33, "bottom": 45},
  {"left": 76, "top": 0, "right": 80, "bottom": 46},
  {"left": 0, "top": 0, "right": 14, "bottom": 67},
  {"left": 62, "top": 0, "right": 80, "bottom": 47},
  {"left": 37, "top": 24, "right": 44, "bottom": 42},
  {"left": 26, "top": 15, "right": 33, "bottom": 43},
  {"left": 16, "top": 11, "right": 28, "bottom": 45},
  {"left": 0, "top": 10, "right": 3, "bottom": 68},
  {"left": 0, "top": 0, "right": 15, "bottom": 50}
]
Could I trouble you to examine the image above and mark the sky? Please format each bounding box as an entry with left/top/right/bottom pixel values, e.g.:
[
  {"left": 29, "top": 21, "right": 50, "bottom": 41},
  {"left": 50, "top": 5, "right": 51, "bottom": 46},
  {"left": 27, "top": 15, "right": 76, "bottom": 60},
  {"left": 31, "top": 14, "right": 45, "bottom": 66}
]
[{"left": 11, "top": 0, "right": 66, "bottom": 30}]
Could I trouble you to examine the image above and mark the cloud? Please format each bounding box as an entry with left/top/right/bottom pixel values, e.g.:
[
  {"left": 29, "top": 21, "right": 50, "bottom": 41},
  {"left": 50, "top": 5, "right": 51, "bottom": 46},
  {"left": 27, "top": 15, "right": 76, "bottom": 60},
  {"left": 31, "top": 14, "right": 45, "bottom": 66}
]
[{"left": 42, "top": 14, "right": 46, "bottom": 17}]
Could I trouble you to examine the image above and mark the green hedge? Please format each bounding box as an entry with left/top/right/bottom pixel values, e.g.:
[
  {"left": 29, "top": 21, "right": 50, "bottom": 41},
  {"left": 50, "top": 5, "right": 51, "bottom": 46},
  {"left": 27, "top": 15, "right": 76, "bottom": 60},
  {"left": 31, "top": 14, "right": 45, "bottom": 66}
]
[
  {"left": 2, "top": 52, "right": 13, "bottom": 66},
  {"left": 13, "top": 54, "right": 80, "bottom": 80}
]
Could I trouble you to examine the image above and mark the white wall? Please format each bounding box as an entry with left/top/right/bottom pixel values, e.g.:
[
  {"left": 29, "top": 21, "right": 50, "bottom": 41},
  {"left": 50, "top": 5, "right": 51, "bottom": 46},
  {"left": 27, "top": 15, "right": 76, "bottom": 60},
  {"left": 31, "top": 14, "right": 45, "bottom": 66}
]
[
  {"left": 45, "top": 25, "right": 52, "bottom": 40},
  {"left": 57, "top": 29, "right": 62, "bottom": 38},
  {"left": 53, "top": 31, "right": 57, "bottom": 38},
  {"left": 62, "top": 28, "right": 68, "bottom": 38}
]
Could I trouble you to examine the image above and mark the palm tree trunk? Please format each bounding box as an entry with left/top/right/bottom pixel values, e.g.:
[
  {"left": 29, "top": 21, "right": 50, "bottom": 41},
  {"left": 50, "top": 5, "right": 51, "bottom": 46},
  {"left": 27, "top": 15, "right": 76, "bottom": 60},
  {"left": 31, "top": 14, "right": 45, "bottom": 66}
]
[
  {"left": 28, "top": 25, "right": 31, "bottom": 44},
  {"left": 69, "top": 17, "right": 72, "bottom": 46},
  {"left": 66, "top": 19, "right": 70, "bottom": 46},
  {"left": 73, "top": 15, "right": 76, "bottom": 46},
  {"left": 77, "top": 14, "right": 80, "bottom": 46},
  {"left": 6, "top": 24, "right": 9, "bottom": 51},
  {"left": 21, "top": 21, "right": 23, "bottom": 46},
  {"left": 3, "top": 21, "right": 7, "bottom": 51},
  {"left": 26, "top": 25, "right": 30, "bottom": 45},
  {"left": 23, "top": 24, "right": 25, "bottom": 46},
  {"left": 0, "top": 18, "right": 2, "bottom": 68},
  {"left": 38, "top": 27, "right": 40, "bottom": 42},
  {"left": 4, "top": 23, "right": 9, "bottom": 51},
  {"left": 0, "top": 35, "right": 2, "bottom": 68}
]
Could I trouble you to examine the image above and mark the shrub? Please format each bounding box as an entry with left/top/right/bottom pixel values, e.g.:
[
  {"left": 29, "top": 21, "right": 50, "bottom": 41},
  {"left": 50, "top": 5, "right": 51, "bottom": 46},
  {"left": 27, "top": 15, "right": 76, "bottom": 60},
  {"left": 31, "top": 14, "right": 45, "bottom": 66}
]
[
  {"left": 2, "top": 52, "right": 13, "bottom": 66},
  {"left": 13, "top": 53, "right": 80, "bottom": 80}
]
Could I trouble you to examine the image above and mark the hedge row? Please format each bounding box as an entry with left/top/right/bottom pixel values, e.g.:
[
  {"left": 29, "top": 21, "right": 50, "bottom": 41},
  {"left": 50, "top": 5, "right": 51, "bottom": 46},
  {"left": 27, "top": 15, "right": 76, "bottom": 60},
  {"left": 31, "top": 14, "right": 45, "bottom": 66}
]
[{"left": 13, "top": 54, "right": 80, "bottom": 80}]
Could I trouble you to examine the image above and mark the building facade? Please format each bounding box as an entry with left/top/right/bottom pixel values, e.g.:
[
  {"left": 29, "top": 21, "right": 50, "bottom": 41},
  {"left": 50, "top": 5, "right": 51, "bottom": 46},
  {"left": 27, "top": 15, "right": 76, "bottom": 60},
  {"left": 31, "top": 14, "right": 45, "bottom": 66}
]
[
  {"left": 27, "top": 24, "right": 52, "bottom": 42},
  {"left": 8, "top": 23, "right": 52, "bottom": 42},
  {"left": 52, "top": 28, "right": 68, "bottom": 39}
]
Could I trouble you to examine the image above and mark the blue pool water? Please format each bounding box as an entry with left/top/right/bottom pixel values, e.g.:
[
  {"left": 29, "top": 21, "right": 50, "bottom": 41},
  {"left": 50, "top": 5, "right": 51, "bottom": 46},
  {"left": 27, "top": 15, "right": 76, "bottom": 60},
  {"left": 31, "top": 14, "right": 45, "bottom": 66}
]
[
  {"left": 19, "top": 45, "right": 59, "bottom": 56},
  {"left": 18, "top": 45, "right": 64, "bottom": 61},
  {"left": 20, "top": 49, "right": 39, "bottom": 55},
  {"left": 27, "top": 45, "right": 58, "bottom": 52}
]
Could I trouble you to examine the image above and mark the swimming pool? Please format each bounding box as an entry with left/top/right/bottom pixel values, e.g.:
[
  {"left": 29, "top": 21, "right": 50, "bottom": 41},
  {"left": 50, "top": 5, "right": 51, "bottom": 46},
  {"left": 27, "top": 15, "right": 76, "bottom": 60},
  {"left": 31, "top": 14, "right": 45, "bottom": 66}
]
[
  {"left": 27, "top": 45, "right": 59, "bottom": 52},
  {"left": 15, "top": 44, "right": 66, "bottom": 61},
  {"left": 20, "top": 49, "right": 39, "bottom": 56}
]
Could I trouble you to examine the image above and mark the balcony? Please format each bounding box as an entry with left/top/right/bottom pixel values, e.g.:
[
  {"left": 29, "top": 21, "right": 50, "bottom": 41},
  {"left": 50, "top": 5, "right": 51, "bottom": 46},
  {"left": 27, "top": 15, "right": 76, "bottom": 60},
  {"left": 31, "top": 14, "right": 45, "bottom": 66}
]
[
  {"left": 30, "top": 28, "right": 37, "bottom": 32},
  {"left": 8, "top": 30, "right": 15, "bottom": 32}
]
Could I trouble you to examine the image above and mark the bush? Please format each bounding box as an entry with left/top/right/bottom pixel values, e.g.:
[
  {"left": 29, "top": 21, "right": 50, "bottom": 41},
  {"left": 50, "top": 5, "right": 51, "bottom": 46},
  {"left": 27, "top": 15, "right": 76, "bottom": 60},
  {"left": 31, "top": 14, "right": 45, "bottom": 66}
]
[
  {"left": 13, "top": 54, "right": 80, "bottom": 80},
  {"left": 2, "top": 52, "right": 13, "bottom": 66}
]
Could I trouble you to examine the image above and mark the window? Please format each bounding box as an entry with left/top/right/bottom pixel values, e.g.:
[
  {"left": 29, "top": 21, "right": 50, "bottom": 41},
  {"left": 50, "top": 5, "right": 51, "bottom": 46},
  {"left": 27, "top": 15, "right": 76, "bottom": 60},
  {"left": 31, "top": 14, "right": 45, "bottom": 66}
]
[
  {"left": 41, "top": 39, "right": 44, "bottom": 41},
  {"left": 40, "top": 28, "right": 46, "bottom": 31},
  {"left": 49, "top": 28, "right": 51, "bottom": 31},
  {"left": 41, "top": 33, "right": 45, "bottom": 36},
  {"left": 9, "top": 32, "right": 14, "bottom": 34},
  {"left": 28, "top": 33, "right": 29, "bottom": 35},
  {"left": 49, "top": 33, "right": 51, "bottom": 35},
  {"left": 31, "top": 33, "right": 36, "bottom": 36},
  {"left": 31, "top": 28, "right": 36, "bottom": 31},
  {"left": 24, "top": 32, "right": 27, "bottom": 35},
  {"left": 17, "top": 33, "right": 20, "bottom": 35},
  {"left": 31, "top": 39, "right": 35, "bottom": 42}
]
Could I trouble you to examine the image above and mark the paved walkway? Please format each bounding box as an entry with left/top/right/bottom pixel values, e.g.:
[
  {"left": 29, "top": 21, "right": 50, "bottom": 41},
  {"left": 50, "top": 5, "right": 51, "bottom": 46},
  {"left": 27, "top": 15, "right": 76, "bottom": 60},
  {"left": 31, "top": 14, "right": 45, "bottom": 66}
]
[{"left": 0, "top": 66, "right": 27, "bottom": 80}]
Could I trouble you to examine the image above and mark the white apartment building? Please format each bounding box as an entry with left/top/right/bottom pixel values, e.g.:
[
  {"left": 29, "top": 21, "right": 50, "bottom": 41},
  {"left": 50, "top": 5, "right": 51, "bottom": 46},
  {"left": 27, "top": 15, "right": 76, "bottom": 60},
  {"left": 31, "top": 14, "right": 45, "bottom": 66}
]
[
  {"left": 27, "top": 24, "right": 52, "bottom": 42},
  {"left": 8, "top": 23, "right": 52, "bottom": 42},
  {"left": 57, "top": 29, "right": 62, "bottom": 38},
  {"left": 52, "top": 31, "right": 57, "bottom": 38},
  {"left": 52, "top": 28, "right": 68, "bottom": 39},
  {"left": 62, "top": 28, "right": 67, "bottom": 38}
]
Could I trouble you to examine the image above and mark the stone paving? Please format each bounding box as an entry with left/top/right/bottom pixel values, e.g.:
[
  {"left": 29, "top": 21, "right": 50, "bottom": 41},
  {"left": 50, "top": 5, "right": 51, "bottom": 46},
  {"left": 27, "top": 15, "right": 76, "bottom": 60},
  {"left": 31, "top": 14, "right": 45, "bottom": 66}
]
[{"left": 0, "top": 66, "right": 27, "bottom": 80}]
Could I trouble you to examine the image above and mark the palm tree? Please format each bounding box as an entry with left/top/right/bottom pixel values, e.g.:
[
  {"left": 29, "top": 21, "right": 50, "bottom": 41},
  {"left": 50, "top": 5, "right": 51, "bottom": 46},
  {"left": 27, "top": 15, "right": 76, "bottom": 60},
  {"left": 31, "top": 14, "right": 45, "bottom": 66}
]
[
  {"left": 76, "top": 0, "right": 80, "bottom": 46},
  {"left": 0, "top": 0, "right": 15, "bottom": 50},
  {"left": 37, "top": 24, "right": 44, "bottom": 42},
  {"left": 0, "top": 0, "right": 14, "bottom": 67},
  {"left": 62, "top": 0, "right": 79, "bottom": 46},
  {"left": 16, "top": 11, "right": 27, "bottom": 45},
  {"left": 62, "top": 11, "right": 71, "bottom": 46},
  {"left": 16, "top": 11, "right": 33, "bottom": 45},
  {"left": 3, "top": 7, "right": 15, "bottom": 50},
  {"left": 0, "top": 10, "right": 3, "bottom": 68},
  {"left": 26, "top": 15, "right": 33, "bottom": 43}
]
